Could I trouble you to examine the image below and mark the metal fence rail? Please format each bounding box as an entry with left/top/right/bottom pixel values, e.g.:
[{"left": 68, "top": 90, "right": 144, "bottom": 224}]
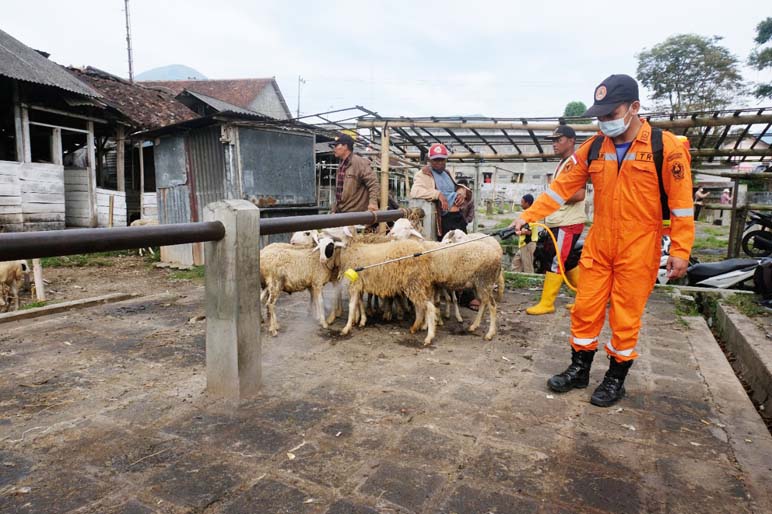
[{"left": 0, "top": 209, "right": 407, "bottom": 261}]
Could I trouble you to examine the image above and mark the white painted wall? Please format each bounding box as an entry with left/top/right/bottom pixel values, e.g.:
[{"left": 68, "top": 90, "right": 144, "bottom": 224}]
[
  {"left": 141, "top": 192, "right": 158, "bottom": 220},
  {"left": 96, "top": 188, "right": 127, "bottom": 227}
]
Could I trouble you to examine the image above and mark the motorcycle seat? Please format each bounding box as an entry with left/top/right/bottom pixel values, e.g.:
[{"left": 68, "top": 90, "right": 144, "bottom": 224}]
[{"left": 687, "top": 258, "right": 758, "bottom": 282}]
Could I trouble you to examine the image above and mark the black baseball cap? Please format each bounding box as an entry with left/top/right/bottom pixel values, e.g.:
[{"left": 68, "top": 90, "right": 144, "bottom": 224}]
[
  {"left": 547, "top": 125, "right": 576, "bottom": 140},
  {"left": 582, "top": 74, "right": 639, "bottom": 118},
  {"left": 330, "top": 133, "right": 355, "bottom": 148}
]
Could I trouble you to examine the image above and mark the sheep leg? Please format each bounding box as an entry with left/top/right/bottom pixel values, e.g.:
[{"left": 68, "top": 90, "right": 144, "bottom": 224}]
[
  {"left": 410, "top": 300, "right": 425, "bottom": 334},
  {"left": 395, "top": 295, "right": 405, "bottom": 321},
  {"left": 441, "top": 289, "right": 451, "bottom": 319},
  {"left": 468, "top": 291, "right": 486, "bottom": 333},
  {"left": 485, "top": 293, "right": 497, "bottom": 341},
  {"left": 325, "top": 282, "right": 343, "bottom": 325},
  {"left": 497, "top": 271, "right": 505, "bottom": 302},
  {"left": 341, "top": 289, "right": 360, "bottom": 336},
  {"left": 382, "top": 296, "right": 393, "bottom": 321},
  {"left": 358, "top": 293, "right": 368, "bottom": 327},
  {"left": 10, "top": 282, "right": 19, "bottom": 311},
  {"left": 267, "top": 284, "right": 281, "bottom": 336},
  {"left": 451, "top": 291, "right": 463, "bottom": 323},
  {"left": 423, "top": 301, "right": 437, "bottom": 346},
  {"left": 312, "top": 286, "right": 328, "bottom": 329}
]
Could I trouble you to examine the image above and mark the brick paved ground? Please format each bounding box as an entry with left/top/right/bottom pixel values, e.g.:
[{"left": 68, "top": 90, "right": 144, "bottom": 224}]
[{"left": 1, "top": 286, "right": 770, "bottom": 513}]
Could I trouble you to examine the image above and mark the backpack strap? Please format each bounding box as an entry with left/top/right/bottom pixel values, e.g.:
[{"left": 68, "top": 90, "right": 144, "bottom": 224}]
[
  {"left": 651, "top": 127, "right": 669, "bottom": 222},
  {"left": 587, "top": 135, "right": 604, "bottom": 165}
]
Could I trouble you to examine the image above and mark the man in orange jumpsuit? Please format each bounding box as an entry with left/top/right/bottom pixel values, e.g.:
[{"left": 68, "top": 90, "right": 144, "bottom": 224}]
[{"left": 511, "top": 75, "right": 695, "bottom": 407}]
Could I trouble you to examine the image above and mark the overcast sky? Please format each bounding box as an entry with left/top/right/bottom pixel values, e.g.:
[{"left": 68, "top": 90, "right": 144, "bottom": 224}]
[{"left": 4, "top": 1, "right": 772, "bottom": 118}]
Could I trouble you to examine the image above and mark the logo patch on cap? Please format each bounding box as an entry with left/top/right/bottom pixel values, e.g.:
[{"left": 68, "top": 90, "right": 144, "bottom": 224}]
[{"left": 595, "top": 85, "right": 607, "bottom": 101}]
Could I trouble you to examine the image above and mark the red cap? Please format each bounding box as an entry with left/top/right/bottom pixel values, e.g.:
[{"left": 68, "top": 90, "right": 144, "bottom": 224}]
[{"left": 429, "top": 143, "right": 449, "bottom": 160}]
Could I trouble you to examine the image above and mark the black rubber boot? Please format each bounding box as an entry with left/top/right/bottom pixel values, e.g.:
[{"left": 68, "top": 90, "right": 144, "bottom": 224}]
[
  {"left": 547, "top": 349, "right": 596, "bottom": 393},
  {"left": 590, "top": 358, "right": 634, "bottom": 407}
]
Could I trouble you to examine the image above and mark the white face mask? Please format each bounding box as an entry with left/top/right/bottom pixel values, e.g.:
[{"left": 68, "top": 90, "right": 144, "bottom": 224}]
[{"left": 598, "top": 105, "right": 633, "bottom": 138}]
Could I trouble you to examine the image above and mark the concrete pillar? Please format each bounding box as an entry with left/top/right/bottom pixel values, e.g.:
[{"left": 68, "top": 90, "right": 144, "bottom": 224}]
[
  {"left": 116, "top": 126, "right": 125, "bottom": 192},
  {"left": 86, "top": 121, "right": 98, "bottom": 227},
  {"left": 408, "top": 198, "right": 436, "bottom": 241},
  {"left": 204, "top": 199, "right": 261, "bottom": 399}
]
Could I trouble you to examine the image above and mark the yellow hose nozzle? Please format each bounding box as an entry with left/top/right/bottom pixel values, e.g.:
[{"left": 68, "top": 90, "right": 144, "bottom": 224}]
[{"left": 343, "top": 268, "right": 359, "bottom": 282}]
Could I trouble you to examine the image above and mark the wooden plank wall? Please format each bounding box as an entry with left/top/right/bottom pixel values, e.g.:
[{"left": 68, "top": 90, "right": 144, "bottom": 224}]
[
  {"left": 0, "top": 161, "right": 65, "bottom": 232},
  {"left": 64, "top": 168, "right": 91, "bottom": 227},
  {"left": 96, "top": 188, "right": 127, "bottom": 227},
  {"left": 142, "top": 192, "right": 158, "bottom": 221}
]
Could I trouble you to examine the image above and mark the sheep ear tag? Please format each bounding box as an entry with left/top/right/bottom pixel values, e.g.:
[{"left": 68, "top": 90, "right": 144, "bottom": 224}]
[{"left": 343, "top": 269, "right": 359, "bottom": 282}]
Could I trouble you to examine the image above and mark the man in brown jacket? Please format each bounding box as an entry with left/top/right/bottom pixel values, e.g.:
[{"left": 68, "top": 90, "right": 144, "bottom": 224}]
[
  {"left": 330, "top": 133, "right": 380, "bottom": 213},
  {"left": 410, "top": 143, "right": 472, "bottom": 239}
]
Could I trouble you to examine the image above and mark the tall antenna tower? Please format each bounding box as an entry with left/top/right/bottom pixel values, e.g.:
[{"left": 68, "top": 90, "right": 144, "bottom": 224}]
[{"left": 124, "top": 0, "right": 134, "bottom": 82}]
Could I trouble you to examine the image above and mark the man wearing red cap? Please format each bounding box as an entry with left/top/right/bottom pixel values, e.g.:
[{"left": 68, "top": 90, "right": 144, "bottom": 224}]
[
  {"left": 410, "top": 143, "right": 472, "bottom": 239},
  {"left": 511, "top": 74, "right": 695, "bottom": 407}
]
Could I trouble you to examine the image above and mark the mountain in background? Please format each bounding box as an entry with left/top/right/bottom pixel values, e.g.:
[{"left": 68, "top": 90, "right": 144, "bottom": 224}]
[{"left": 135, "top": 64, "right": 207, "bottom": 81}]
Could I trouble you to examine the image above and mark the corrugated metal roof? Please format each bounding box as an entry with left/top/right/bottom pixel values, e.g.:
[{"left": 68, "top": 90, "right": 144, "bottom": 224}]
[{"left": 0, "top": 28, "right": 100, "bottom": 97}]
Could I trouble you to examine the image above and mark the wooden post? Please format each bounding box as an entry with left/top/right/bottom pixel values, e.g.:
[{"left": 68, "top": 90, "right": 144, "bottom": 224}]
[
  {"left": 473, "top": 161, "right": 480, "bottom": 232},
  {"left": 138, "top": 142, "right": 145, "bottom": 217},
  {"left": 51, "top": 128, "right": 62, "bottom": 165},
  {"left": 21, "top": 106, "right": 31, "bottom": 163},
  {"left": 726, "top": 179, "right": 742, "bottom": 259},
  {"left": 12, "top": 83, "right": 24, "bottom": 162},
  {"left": 379, "top": 125, "right": 390, "bottom": 233},
  {"left": 86, "top": 121, "right": 98, "bottom": 227},
  {"left": 32, "top": 259, "right": 45, "bottom": 302},
  {"left": 204, "top": 199, "right": 261, "bottom": 399},
  {"left": 116, "top": 126, "right": 125, "bottom": 192},
  {"left": 108, "top": 195, "right": 115, "bottom": 228}
]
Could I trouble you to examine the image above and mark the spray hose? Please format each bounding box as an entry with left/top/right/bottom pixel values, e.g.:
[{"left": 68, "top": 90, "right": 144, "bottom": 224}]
[{"left": 520, "top": 222, "right": 577, "bottom": 292}]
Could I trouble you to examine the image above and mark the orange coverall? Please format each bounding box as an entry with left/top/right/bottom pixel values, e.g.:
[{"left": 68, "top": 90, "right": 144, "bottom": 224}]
[{"left": 521, "top": 120, "right": 695, "bottom": 361}]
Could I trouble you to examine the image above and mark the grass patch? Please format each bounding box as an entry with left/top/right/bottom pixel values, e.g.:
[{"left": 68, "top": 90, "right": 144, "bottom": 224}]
[
  {"left": 692, "top": 235, "right": 727, "bottom": 251},
  {"left": 723, "top": 293, "right": 766, "bottom": 317},
  {"left": 170, "top": 266, "right": 205, "bottom": 281},
  {"left": 40, "top": 250, "right": 136, "bottom": 267},
  {"left": 674, "top": 296, "right": 700, "bottom": 317},
  {"left": 493, "top": 218, "right": 515, "bottom": 229},
  {"left": 21, "top": 300, "right": 48, "bottom": 310},
  {"left": 503, "top": 271, "right": 543, "bottom": 289},
  {"left": 701, "top": 225, "right": 729, "bottom": 238}
]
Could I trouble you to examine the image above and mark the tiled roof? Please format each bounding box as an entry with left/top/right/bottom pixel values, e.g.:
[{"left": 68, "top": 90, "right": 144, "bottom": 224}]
[
  {"left": 70, "top": 67, "right": 197, "bottom": 130},
  {"left": 142, "top": 78, "right": 290, "bottom": 116}
]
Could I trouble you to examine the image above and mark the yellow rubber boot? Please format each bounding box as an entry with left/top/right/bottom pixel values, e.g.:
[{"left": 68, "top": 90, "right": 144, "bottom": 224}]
[
  {"left": 565, "top": 267, "right": 580, "bottom": 310},
  {"left": 526, "top": 272, "right": 563, "bottom": 315}
]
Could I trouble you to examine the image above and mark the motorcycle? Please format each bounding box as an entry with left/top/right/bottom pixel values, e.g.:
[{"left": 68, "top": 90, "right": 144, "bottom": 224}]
[
  {"left": 657, "top": 235, "right": 756, "bottom": 289},
  {"left": 741, "top": 210, "right": 772, "bottom": 258}
]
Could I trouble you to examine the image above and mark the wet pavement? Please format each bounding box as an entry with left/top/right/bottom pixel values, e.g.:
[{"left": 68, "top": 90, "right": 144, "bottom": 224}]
[{"left": 1, "top": 285, "right": 770, "bottom": 513}]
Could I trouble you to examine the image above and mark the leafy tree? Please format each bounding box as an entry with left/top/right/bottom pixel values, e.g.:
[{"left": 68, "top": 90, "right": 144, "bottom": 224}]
[
  {"left": 562, "top": 101, "right": 590, "bottom": 123},
  {"left": 749, "top": 17, "right": 772, "bottom": 99},
  {"left": 636, "top": 34, "right": 744, "bottom": 112}
]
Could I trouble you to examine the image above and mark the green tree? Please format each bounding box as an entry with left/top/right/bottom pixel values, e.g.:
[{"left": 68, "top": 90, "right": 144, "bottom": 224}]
[
  {"left": 749, "top": 17, "right": 772, "bottom": 99},
  {"left": 636, "top": 34, "right": 744, "bottom": 112},
  {"left": 562, "top": 101, "right": 590, "bottom": 123}
]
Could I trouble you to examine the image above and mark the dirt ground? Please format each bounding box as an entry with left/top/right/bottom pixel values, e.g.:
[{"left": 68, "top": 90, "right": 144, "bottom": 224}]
[{"left": 1, "top": 256, "right": 771, "bottom": 514}]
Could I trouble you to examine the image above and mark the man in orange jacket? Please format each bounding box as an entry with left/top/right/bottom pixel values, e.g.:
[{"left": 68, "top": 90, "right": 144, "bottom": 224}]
[{"left": 511, "top": 74, "right": 694, "bottom": 407}]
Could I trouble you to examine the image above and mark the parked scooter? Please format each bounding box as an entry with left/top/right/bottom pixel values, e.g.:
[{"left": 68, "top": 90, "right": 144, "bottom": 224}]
[
  {"left": 656, "top": 235, "right": 755, "bottom": 289},
  {"left": 741, "top": 211, "right": 772, "bottom": 258}
]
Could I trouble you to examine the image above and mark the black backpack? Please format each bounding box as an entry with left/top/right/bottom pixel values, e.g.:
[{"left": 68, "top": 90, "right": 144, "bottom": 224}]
[{"left": 586, "top": 127, "right": 669, "bottom": 222}]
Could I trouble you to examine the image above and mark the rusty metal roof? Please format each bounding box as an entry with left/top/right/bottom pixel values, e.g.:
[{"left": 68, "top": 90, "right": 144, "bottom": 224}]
[
  {"left": 70, "top": 67, "right": 197, "bottom": 130},
  {"left": 0, "top": 28, "right": 100, "bottom": 97},
  {"left": 141, "top": 78, "right": 291, "bottom": 118},
  {"left": 176, "top": 89, "right": 257, "bottom": 116}
]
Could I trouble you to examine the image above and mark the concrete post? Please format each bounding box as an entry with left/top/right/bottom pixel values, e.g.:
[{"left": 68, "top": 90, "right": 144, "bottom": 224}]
[
  {"left": 204, "top": 199, "right": 261, "bottom": 399},
  {"left": 408, "top": 198, "right": 436, "bottom": 241}
]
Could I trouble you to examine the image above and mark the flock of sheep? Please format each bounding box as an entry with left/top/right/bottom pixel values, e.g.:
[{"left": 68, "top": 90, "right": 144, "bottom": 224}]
[{"left": 259, "top": 217, "right": 505, "bottom": 346}]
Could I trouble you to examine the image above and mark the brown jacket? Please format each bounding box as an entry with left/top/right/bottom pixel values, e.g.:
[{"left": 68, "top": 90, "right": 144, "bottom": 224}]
[
  {"left": 410, "top": 166, "right": 472, "bottom": 237},
  {"left": 332, "top": 154, "right": 380, "bottom": 213}
]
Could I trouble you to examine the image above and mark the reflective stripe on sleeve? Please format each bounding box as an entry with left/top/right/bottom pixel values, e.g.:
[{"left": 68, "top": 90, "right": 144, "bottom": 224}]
[
  {"left": 546, "top": 189, "right": 566, "bottom": 206},
  {"left": 671, "top": 208, "right": 694, "bottom": 217}
]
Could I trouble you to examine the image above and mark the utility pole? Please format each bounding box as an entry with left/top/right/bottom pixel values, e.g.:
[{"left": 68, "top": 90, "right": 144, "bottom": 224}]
[
  {"left": 124, "top": 0, "right": 134, "bottom": 83},
  {"left": 296, "top": 76, "right": 306, "bottom": 118}
]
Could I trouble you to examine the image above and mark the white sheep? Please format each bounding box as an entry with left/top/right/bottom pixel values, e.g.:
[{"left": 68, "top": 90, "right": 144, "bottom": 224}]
[
  {"left": 290, "top": 230, "right": 319, "bottom": 247},
  {"left": 259, "top": 235, "right": 342, "bottom": 336},
  {"left": 130, "top": 218, "right": 159, "bottom": 256},
  {"left": 0, "top": 260, "right": 30, "bottom": 312},
  {"left": 442, "top": 230, "right": 506, "bottom": 302},
  {"left": 426, "top": 234, "right": 502, "bottom": 340},
  {"left": 337, "top": 238, "right": 437, "bottom": 346}
]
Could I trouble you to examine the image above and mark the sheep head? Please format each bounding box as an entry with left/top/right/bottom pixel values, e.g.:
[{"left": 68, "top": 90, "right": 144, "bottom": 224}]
[{"left": 388, "top": 218, "right": 424, "bottom": 241}]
